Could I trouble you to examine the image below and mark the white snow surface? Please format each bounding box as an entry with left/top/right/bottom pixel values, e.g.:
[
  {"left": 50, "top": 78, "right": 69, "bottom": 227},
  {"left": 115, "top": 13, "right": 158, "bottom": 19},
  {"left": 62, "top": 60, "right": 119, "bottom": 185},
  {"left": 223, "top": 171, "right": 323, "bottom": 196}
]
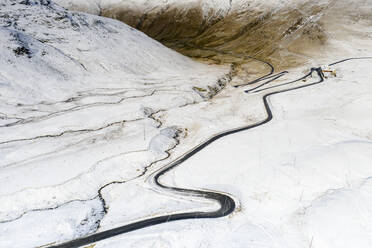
[
  {"left": 1, "top": 1, "right": 372, "bottom": 248},
  {"left": 0, "top": 0, "right": 229, "bottom": 105},
  {"left": 0, "top": 1, "right": 230, "bottom": 247},
  {"left": 94, "top": 56, "right": 372, "bottom": 248}
]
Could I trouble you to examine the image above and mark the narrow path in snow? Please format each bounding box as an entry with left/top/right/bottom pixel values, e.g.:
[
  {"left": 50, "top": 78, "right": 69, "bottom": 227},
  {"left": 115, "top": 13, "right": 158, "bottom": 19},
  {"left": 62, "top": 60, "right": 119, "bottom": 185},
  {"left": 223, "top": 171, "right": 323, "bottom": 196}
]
[{"left": 47, "top": 57, "right": 372, "bottom": 248}]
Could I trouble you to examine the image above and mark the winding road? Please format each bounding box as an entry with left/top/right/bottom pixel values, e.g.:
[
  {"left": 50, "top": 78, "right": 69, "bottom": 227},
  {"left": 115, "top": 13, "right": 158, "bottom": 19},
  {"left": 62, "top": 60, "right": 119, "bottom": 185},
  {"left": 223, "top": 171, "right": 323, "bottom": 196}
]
[{"left": 47, "top": 57, "right": 371, "bottom": 248}]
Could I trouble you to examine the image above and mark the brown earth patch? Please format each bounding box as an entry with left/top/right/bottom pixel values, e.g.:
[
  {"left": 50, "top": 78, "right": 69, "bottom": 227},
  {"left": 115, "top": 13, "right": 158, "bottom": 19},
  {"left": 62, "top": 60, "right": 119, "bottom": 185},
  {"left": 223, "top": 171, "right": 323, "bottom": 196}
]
[{"left": 100, "top": 2, "right": 331, "bottom": 71}]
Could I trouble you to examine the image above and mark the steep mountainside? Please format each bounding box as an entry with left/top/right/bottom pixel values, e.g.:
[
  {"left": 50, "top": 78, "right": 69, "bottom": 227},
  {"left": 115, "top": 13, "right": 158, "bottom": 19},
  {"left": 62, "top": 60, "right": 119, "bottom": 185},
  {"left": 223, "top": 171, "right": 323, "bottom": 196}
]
[
  {"left": 0, "top": 0, "right": 229, "bottom": 106},
  {"left": 0, "top": 1, "right": 230, "bottom": 247},
  {"left": 1, "top": 1, "right": 371, "bottom": 248},
  {"left": 55, "top": 0, "right": 372, "bottom": 69}
]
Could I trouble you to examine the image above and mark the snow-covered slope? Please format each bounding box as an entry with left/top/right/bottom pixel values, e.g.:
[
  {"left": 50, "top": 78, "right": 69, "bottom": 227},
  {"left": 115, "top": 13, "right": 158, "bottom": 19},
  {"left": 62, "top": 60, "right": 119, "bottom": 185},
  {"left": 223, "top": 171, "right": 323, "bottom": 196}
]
[
  {"left": 105, "top": 57, "right": 372, "bottom": 248},
  {"left": 0, "top": 1, "right": 231, "bottom": 247},
  {"left": 1, "top": 1, "right": 372, "bottom": 248},
  {"left": 56, "top": 0, "right": 372, "bottom": 69},
  {"left": 0, "top": 0, "right": 230, "bottom": 105},
  {"left": 53, "top": 0, "right": 325, "bottom": 67}
]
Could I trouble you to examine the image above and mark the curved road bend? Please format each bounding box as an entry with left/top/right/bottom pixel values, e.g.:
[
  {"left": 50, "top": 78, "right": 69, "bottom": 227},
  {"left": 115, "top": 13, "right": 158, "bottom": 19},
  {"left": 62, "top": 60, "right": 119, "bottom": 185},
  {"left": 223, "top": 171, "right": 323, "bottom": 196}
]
[
  {"left": 48, "top": 66, "right": 325, "bottom": 248},
  {"left": 48, "top": 57, "right": 371, "bottom": 248},
  {"left": 185, "top": 45, "right": 290, "bottom": 88}
]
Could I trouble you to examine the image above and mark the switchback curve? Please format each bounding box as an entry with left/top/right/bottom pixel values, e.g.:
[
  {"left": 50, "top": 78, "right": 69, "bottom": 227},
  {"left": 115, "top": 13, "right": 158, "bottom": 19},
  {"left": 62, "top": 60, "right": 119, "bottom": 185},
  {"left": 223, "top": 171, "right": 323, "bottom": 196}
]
[{"left": 47, "top": 58, "right": 371, "bottom": 248}]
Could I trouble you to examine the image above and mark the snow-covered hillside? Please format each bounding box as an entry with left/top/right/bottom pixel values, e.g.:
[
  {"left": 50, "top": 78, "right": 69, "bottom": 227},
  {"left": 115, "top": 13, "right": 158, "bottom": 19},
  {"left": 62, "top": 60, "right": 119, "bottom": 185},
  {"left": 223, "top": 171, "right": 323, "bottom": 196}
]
[
  {"left": 0, "top": 0, "right": 231, "bottom": 103},
  {"left": 56, "top": 0, "right": 372, "bottom": 69},
  {"left": 0, "top": 1, "right": 230, "bottom": 247},
  {"left": 101, "top": 57, "right": 372, "bottom": 248},
  {"left": 1, "top": 0, "right": 372, "bottom": 248}
]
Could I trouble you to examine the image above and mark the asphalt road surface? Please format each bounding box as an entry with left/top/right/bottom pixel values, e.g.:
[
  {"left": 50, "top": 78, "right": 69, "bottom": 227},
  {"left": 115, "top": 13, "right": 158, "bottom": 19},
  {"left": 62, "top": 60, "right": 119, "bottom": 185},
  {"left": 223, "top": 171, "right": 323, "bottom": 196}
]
[{"left": 48, "top": 57, "right": 372, "bottom": 248}]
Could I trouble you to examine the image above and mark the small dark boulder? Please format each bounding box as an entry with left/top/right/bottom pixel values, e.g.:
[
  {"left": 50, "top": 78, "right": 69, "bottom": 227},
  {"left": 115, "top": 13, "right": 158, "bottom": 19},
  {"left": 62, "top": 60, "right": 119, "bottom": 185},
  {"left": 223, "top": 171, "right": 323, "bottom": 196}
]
[{"left": 13, "top": 46, "right": 32, "bottom": 58}]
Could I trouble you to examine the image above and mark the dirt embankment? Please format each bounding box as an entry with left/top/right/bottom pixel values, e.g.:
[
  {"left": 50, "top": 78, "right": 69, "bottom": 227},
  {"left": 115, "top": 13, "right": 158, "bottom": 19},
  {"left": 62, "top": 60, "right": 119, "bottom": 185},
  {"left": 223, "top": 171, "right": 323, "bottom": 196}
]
[
  {"left": 98, "top": 1, "right": 332, "bottom": 70},
  {"left": 57, "top": 0, "right": 371, "bottom": 72}
]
